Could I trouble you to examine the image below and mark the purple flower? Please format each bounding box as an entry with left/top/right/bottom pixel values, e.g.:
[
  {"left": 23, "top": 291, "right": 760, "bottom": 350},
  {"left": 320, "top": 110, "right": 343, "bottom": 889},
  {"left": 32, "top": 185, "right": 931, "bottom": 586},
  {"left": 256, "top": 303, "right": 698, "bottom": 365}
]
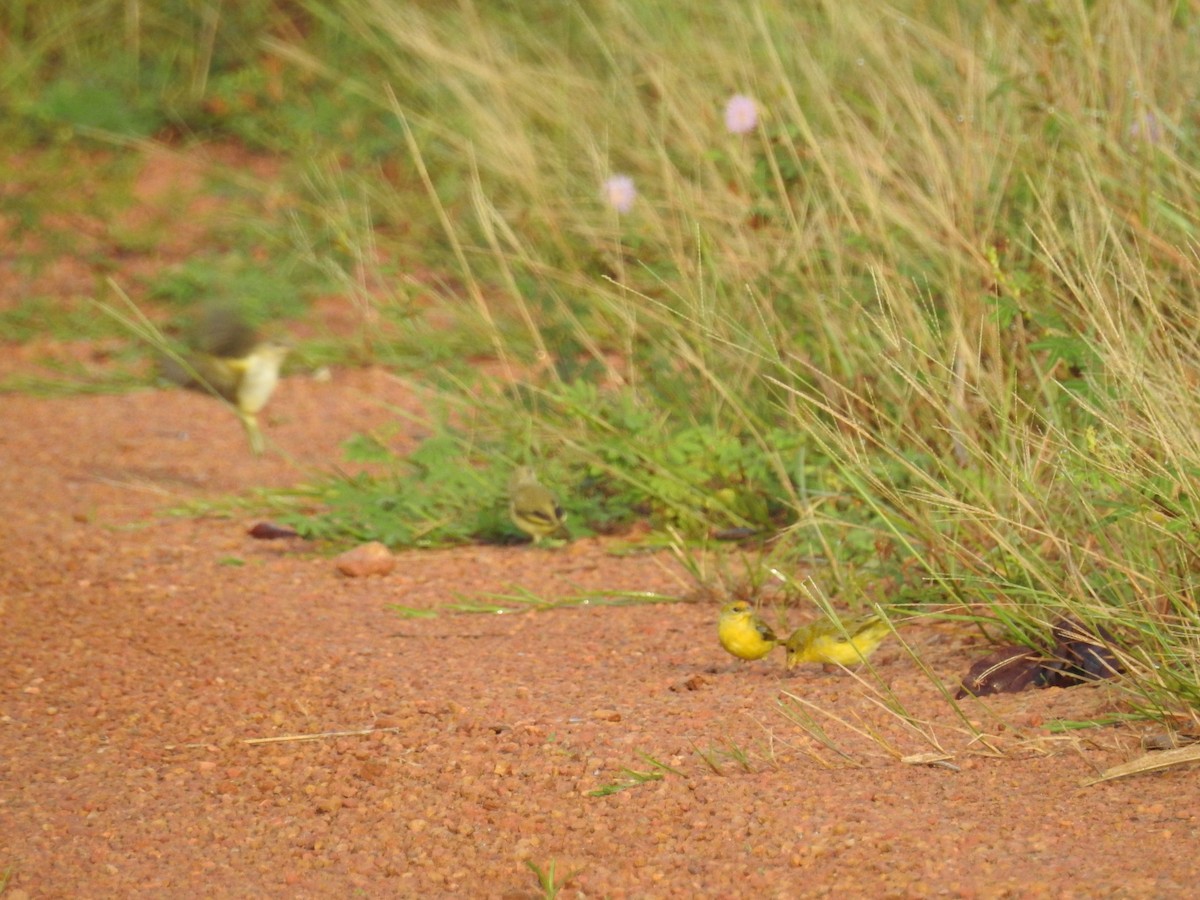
[
  {"left": 724, "top": 94, "right": 758, "bottom": 134},
  {"left": 1128, "top": 111, "right": 1164, "bottom": 144},
  {"left": 602, "top": 174, "right": 637, "bottom": 213}
]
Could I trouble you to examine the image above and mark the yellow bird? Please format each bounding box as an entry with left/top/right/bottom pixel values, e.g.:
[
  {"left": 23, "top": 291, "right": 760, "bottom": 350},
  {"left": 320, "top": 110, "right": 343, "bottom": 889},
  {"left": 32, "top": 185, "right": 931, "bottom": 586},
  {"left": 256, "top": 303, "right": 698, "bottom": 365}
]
[
  {"left": 784, "top": 615, "right": 891, "bottom": 669},
  {"left": 162, "top": 306, "right": 289, "bottom": 456},
  {"left": 181, "top": 340, "right": 289, "bottom": 455},
  {"left": 717, "top": 600, "right": 780, "bottom": 661},
  {"left": 508, "top": 466, "right": 568, "bottom": 544}
]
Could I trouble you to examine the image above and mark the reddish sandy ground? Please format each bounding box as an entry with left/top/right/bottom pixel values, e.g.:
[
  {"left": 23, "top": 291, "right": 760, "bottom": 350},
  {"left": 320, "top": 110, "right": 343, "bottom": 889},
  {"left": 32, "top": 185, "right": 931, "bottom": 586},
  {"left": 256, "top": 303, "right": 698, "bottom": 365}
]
[{"left": 3, "top": 146, "right": 1200, "bottom": 898}]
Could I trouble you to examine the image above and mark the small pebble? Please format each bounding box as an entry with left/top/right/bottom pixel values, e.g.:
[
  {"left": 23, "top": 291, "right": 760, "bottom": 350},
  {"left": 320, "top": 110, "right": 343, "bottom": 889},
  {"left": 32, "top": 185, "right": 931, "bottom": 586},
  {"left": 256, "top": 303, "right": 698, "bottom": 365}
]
[{"left": 334, "top": 542, "right": 396, "bottom": 577}]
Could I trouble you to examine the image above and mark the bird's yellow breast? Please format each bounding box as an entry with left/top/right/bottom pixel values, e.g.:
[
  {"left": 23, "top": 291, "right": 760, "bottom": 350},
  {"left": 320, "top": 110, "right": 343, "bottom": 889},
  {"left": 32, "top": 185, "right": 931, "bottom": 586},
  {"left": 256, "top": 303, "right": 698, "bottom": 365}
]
[
  {"left": 718, "top": 610, "right": 777, "bottom": 661},
  {"left": 234, "top": 345, "right": 289, "bottom": 414}
]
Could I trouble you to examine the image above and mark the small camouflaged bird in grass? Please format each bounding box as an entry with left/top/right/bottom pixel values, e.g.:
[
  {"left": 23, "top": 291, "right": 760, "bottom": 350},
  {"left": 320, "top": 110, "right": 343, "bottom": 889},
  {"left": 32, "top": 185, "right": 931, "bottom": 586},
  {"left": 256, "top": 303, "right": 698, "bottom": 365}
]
[
  {"left": 784, "top": 615, "right": 891, "bottom": 669},
  {"left": 161, "top": 306, "right": 289, "bottom": 456},
  {"left": 507, "top": 466, "right": 568, "bottom": 544},
  {"left": 717, "top": 600, "right": 780, "bottom": 661}
]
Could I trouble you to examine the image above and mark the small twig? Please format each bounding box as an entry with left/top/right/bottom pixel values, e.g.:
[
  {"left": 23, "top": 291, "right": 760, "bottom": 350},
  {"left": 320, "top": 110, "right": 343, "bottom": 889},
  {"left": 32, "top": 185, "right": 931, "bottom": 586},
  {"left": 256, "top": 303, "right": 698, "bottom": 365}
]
[
  {"left": 242, "top": 726, "right": 403, "bottom": 745},
  {"left": 901, "top": 752, "right": 961, "bottom": 771}
]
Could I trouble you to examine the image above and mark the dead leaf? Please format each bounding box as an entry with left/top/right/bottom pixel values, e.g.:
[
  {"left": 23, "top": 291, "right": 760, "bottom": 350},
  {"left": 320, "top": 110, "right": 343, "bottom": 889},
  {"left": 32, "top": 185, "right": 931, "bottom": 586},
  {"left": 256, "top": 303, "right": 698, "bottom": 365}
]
[
  {"left": 248, "top": 522, "right": 300, "bottom": 540},
  {"left": 1086, "top": 744, "right": 1200, "bottom": 785},
  {"left": 1044, "top": 616, "right": 1125, "bottom": 685},
  {"left": 956, "top": 645, "right": 1047, "bottom": 698}
]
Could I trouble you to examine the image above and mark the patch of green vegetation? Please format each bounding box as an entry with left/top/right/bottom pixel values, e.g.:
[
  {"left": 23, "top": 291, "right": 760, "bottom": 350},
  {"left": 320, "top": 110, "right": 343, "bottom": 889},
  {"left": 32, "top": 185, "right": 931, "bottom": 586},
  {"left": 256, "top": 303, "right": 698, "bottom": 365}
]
[
  {"left": 385, "top": 606, "right": 440, "bottom": 620},
  {"left": 144, "top": 252, "right": 318, "bottom": 326},
  {"left": 0, "top": 297, "right": 128, "bottom": 343},
  {"left": 30, "top": 56, "right": 169, "bottom": 137},
  {"left": 274, "top": 411, "right": 812, "bottom": 549},
  {"left": 0, "top": 372, "right": 145, "bottom": 397},
  {"left": 1044, "top": 713, "right": 1151, "bottom": 733},
  {"left": 0, "top": 138, "right": 142, "bottom": 253},
  {"left": 524, "top": 858, "right": 581, "bottom": 900},
  {"left": 587, "top": 753, "right": 687, "bottom": 798},
  {"left": 275, "top": 431, "right": 512, "bottom": 548},
  {"left": 693, "top": 740, "right": 756, "bottom": 776}
]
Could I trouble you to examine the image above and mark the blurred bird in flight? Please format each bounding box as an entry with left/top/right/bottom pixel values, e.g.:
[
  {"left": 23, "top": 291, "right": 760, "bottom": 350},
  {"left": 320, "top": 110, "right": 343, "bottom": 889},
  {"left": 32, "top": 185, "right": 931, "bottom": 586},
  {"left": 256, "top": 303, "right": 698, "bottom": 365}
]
[{"left": 161, "top": 305, "right": 289, "bottom": 456}]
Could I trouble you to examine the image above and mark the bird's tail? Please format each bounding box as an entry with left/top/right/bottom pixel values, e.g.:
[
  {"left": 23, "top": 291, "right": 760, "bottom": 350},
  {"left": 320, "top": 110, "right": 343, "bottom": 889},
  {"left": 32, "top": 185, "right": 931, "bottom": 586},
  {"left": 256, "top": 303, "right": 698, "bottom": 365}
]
[{"left": 158, "top": 352, "right": 194, "bottom": 387}]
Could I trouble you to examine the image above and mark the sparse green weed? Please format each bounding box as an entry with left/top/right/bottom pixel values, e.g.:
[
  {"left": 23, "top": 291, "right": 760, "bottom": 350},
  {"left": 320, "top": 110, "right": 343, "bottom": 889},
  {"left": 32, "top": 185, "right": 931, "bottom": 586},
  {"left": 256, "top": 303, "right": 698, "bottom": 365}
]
[
  {"left": 524, "top": 858, "right": 581, "bottom": 900},
  {"left": 588, "top": 752, "right": 687, "bottom": 797}
]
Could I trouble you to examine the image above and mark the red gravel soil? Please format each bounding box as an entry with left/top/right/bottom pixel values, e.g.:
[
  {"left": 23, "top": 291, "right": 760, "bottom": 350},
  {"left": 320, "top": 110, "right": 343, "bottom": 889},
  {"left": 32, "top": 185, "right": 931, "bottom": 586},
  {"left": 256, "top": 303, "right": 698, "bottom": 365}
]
[{"left": 3, "top": 369, "right": 1200, "bottom": 899}]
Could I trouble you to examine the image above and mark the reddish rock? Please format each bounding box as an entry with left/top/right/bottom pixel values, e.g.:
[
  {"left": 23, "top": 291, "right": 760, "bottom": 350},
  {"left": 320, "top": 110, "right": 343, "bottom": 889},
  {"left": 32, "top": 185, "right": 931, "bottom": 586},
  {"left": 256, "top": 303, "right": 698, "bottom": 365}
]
[{"left": 334, "top": 541, "right": 396, "bottom": 577}]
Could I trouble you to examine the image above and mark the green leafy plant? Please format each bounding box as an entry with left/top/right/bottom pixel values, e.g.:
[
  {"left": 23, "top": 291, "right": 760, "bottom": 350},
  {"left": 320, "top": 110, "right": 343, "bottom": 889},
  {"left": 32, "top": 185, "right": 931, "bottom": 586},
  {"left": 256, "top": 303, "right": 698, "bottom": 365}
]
[
  {"left": 588, "top": 752, "right": 687, "bottom": 797},
  {"left": 524, "top": 858, "right": 581, "bottom": 900}
]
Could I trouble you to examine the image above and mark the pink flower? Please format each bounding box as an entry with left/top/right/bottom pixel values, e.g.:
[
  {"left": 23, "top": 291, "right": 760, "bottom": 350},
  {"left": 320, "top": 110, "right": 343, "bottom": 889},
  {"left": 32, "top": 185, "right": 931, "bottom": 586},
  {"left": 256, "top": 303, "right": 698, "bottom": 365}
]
[
  {"left": 724, "top": 94, "right": 758, "bottom": 134},
  {"left": 602, "top": 175, "right": 637, "bottom": 213},
  {"left": 1128, "top": 111, "right": 1164, "bottom": 144}
]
